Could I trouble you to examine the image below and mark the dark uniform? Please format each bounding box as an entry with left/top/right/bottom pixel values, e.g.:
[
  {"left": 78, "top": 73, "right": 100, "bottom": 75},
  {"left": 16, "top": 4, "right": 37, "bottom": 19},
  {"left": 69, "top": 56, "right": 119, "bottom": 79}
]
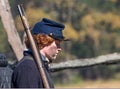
[{"left": 11, "top": 50, "right": 54, "bottom": 88}]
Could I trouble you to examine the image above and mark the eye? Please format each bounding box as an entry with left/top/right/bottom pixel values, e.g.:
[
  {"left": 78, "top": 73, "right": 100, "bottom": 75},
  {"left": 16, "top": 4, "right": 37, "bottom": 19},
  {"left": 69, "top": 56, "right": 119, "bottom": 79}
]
[{"left": 55, "top": 40, "right": 61, "bottom": 48}]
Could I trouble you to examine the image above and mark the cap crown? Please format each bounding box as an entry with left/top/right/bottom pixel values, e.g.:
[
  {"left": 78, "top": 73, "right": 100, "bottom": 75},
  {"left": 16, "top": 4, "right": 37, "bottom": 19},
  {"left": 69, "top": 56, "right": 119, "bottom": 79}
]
[{"left": 32, "top": 18, "right": 65, "bottom": 40}]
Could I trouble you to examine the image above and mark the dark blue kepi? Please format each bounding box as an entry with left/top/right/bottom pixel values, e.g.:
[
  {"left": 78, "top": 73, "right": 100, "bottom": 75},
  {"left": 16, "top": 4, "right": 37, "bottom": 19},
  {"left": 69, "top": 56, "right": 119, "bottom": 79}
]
[{"left": 31, "top": 18, "right": 69, "bottom": 41}]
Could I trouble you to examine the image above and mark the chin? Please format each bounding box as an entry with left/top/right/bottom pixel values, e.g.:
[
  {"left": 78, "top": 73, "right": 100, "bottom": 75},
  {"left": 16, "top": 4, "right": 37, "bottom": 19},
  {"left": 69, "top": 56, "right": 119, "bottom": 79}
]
[{"left": 50, "top": 56, "right": 56, "bottom": 61}]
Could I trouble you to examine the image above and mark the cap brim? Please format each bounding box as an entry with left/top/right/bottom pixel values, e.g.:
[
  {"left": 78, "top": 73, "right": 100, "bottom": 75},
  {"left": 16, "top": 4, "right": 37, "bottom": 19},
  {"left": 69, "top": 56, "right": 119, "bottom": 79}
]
[
  {"left": 62, "top": 38, "right": 70, "bottom": 41},
  {"left": 48, "top": 34, "right": 70, "bottom": 41}
]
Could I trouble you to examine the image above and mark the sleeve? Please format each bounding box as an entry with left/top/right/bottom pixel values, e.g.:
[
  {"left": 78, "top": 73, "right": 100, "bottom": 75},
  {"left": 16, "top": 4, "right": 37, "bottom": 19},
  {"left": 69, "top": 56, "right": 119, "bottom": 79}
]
[{"left": 11, "top": 60, "right": 43, "bottom": 88}]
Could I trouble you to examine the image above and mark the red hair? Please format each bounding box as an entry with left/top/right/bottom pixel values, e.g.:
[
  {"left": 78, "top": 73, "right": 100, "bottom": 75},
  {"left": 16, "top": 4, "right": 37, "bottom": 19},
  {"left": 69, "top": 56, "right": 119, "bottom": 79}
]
[{"left": 24, "top": 34, "right": 54, "bottom": 49}]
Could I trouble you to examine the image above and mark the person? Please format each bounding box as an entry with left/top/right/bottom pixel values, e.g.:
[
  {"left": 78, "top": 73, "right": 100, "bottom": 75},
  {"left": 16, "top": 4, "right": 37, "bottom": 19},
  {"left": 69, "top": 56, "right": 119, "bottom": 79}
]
[
  {"left": 0, "top": 53, "right": 13, "bottom": 88},
  {"left": 11, "top": 18, "right": 68, "bottom": 88}
]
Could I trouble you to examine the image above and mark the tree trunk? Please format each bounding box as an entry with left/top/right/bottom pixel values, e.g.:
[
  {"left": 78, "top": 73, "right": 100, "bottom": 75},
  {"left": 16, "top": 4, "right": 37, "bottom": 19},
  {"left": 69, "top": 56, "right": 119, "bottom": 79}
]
[{"left": 0, "top": 0, "right": 23, "bottom": 61}]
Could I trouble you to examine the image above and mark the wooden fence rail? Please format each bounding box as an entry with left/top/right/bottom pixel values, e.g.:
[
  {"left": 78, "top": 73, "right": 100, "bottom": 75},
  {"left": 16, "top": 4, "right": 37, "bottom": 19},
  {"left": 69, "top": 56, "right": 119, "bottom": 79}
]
[{"left": 50, "top": 53, "right": 120, "bottom": 72}]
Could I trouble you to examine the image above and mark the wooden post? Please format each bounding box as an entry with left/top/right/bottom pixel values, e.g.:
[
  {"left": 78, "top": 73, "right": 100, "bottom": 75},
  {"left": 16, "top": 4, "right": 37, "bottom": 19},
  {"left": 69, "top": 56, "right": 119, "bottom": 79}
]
[{"left": 0, "top": 0, "right": 23, "bottom": 60}]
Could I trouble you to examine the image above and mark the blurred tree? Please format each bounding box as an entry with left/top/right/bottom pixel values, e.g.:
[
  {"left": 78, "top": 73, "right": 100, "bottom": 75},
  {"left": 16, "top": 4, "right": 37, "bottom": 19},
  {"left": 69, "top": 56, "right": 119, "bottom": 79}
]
[{"left": 15, "top": 7, "right": 51, "bottom": 31}]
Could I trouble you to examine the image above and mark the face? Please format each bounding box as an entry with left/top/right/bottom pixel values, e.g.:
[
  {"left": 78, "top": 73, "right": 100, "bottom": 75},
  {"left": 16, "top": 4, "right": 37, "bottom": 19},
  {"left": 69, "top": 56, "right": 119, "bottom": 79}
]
[{"left": 42, "top": 40, "right": 62, "bottom": 62}]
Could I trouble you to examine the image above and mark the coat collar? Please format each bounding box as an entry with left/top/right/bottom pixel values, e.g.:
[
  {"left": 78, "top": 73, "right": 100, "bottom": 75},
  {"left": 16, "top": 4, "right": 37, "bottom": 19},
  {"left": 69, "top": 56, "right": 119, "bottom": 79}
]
[{"left": 23, "top": 49, "right": 49, "bottom": 63}]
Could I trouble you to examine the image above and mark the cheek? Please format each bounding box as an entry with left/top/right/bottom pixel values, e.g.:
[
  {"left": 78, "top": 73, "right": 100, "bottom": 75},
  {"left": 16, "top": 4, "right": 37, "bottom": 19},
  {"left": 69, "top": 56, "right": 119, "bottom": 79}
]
[
  {"left": 49, "top": 46, "right": 57, "bottom": 54},
  {"left": 46, "top": 45, "right": 55, "bottom": 54},
  {"left": 45, "top": 42, "right": 58, "bottom": 57}
]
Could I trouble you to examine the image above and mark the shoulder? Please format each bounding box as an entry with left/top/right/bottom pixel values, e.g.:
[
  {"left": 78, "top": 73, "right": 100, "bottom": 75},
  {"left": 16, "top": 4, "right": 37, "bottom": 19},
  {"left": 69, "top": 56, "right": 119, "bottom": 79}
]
[{"left": 14, "top": 56, "right": 36, "bottom": 72}]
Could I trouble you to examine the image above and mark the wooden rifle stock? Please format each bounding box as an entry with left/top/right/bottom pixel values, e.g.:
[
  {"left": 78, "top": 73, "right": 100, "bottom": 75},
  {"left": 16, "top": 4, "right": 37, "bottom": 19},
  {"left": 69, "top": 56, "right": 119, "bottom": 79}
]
[{"left": 17, "top": 4, "right": 50, "bottom": 88}]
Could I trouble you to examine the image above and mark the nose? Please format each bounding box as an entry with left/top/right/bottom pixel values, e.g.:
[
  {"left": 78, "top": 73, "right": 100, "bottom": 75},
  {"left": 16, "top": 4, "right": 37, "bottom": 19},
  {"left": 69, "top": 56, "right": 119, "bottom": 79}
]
[
  {"left": 55, "top": 40, "right": 62, "bottom": 51},
  {"left": 58, "top": 47, "right": 61, "bottom": 51}
]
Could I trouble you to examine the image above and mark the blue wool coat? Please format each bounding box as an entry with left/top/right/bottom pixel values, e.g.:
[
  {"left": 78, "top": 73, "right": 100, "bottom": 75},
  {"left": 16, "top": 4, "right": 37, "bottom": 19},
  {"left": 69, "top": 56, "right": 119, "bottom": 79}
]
[{"left": 11, "top": 50, "right": 54, "bottom": 88}]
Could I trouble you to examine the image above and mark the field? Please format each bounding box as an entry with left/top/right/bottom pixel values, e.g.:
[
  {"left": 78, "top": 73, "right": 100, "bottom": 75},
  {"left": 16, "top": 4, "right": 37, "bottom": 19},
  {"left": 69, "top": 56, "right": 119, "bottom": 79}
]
[{"left": 55, "top": 79, "right": 120, "bottom": 88}]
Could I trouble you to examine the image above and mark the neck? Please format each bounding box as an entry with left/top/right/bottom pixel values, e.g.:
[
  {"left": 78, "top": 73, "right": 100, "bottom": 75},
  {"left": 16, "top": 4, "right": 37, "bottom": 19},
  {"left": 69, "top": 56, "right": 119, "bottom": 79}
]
[{"left": 40, "top": 49, "right": 50, "bottom": 63}]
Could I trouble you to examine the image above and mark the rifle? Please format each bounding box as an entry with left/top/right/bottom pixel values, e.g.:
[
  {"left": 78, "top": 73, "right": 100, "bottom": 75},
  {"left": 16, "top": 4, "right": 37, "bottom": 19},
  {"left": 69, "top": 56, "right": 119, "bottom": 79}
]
[{"left": 17, "top": 4, "right": 50, "bottom": 88}]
